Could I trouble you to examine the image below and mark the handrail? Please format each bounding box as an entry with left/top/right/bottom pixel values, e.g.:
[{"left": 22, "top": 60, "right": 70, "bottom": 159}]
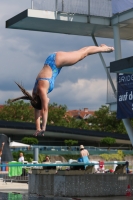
[{"left": 0, "top": 161, "right": 126, "bottom": 167}]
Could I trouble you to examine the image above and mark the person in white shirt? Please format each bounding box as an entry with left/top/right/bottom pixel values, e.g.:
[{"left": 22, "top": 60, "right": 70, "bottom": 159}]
[{"left": 18, "top": 152, "right": 24, "bottom": 162}]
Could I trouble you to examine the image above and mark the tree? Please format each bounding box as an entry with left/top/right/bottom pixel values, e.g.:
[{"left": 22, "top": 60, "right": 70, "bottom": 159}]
[
  {"left": 86, "top": 105, "right": 126, "bottom": 133},
  {"left": 100, "top": 137, "right": 116, "bottom": 150},
  {"left": 64, "top": 139, "right": 78, "bottom": 150},
  {"left": 0, "top": 100, "right": 127, "bottom": 134},
  {"left": 48, "top": 103, "right": 68, "bottom": 126},
  {"left": 0, "top": 99, "right": 34, "bottom": 122},
  {"left": 21, "top": 137, "right": 38, "bottom": 145}
]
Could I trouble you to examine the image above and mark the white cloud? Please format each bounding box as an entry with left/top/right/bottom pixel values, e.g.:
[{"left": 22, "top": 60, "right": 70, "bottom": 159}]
[{"left": 49, "top": 78, "right": 107, "bottom": 110}]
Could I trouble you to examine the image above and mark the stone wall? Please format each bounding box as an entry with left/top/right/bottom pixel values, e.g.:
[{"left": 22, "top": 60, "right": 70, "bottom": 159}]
[{"left": 29, "top": 172, "right": 133, "bottom": 197}]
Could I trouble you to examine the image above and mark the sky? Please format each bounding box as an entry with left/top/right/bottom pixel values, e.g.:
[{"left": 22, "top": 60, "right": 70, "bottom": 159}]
[{"left": 0, "top": 0, "right": 133, "bottom": 111}]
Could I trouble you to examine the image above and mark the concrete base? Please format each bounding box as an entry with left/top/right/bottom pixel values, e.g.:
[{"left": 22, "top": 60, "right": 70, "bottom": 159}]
[{"left": 29, "top": 170, "right": 133, "bottom": 197}]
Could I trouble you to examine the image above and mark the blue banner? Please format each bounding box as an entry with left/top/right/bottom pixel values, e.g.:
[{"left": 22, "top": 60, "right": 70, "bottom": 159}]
[{"left": 117, "top": 74, "right": 133, "bottom": 119}]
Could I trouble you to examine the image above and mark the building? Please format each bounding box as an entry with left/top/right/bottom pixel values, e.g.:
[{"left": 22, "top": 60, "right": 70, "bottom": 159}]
[
  {"left": 66, "top": 108, "right": 95, "bottom": 120},
  {"left": 0, "top": 120, "right": 131, "bottom": 148}
]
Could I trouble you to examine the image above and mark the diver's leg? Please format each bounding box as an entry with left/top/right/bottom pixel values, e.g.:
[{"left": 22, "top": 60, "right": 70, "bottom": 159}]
[{"left": 55, "top": 44, "right": 114, "bottom": 68}]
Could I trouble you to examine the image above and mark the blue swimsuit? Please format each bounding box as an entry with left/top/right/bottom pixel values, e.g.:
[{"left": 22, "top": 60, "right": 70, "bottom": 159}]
[{"left": 33, "top": 53, "right": 62, "bottom": 94}]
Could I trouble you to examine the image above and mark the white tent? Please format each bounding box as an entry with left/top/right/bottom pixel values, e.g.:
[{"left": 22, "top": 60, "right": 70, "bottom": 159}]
[{"left": 9, "top": 141, "right": 30, "bottom": 148}]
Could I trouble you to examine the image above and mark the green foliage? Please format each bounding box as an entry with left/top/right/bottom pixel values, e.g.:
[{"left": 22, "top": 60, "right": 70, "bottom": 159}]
[
  {"left": 48, "top": 103, "right": 89, "bottom": 130},
  {"left": 0, "top": 100, "right": 127, "bottom": 134},
  {"left": 100, "top": 150, "right": 124, "bottom": 161},
  {"left": 0, "top": 99, "right": 34, "bottom": 122},
  {"left": 21, "top": 137, "right": 38, "bottom": 145},
  {"left": 48, "top": 103, "right": 67, "bottom": 126},
  {"left": 64, "top": 140, "right": 78, "bottom": 148},
  {"left": 100, "top": 137, "right": 116, "bottom": 147},
  {"left": 86, "top": 105, "right": 126, "bottom": 133},
  {"left": 38, "top": 154, "right": 46, "bottom": 163},
  {"left": 117, "top": 150, "right": 125, "bottom": 158},
  {"left": 12, "top": 151, "right": 33, "bottom": 162}
]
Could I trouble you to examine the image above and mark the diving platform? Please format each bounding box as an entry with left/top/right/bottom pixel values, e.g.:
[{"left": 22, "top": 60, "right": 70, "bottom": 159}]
[{"left": 5, "top": 8, "right": 133, "bottom": 40}]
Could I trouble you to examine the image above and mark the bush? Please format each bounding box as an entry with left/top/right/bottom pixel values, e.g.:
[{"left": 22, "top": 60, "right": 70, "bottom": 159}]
[
  {"left": 21, "top": 137, "right": 38, "bottom": 145},
  {"left": 100, "top": 150, "right": 124, "bottom": 161},
  {"left": 38, "top": 154, "right": 46, "bottom": 163}
]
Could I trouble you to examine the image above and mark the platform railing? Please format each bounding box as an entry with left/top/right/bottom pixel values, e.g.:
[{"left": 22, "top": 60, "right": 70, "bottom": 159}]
[{"left": 31, "top": 0, "right": 112, "bottom": 17}]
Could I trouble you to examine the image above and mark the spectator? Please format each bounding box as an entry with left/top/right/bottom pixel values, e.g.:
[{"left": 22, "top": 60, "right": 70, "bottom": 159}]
[
  {"left": 125, "top": 161, "right": 131, "bottom": 174},
  {"left": 18, "top": 152, "right": 24, "bottom": 163},
  {"left": 0, "top": 142, "right": 5, "bottom": 164},
  {"left": 78, "top": 145, "right": 90, "bottom": 169},
  {"left": 97, "top": 161, "right": 105, "bottom": 173},
  {"left": 43, "top": 155, "right": 50, "bottom": 163}
]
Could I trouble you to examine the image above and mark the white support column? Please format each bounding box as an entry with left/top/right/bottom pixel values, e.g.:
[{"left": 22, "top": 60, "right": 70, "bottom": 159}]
[
  {"left": 113, "top": 25, "right": 133, "bottom": 146},
  {"left": 88, "top": 0, "right": 90, "bottom": 15},
  {"left": 55, "top": 0, "right": 58, "bottom": 19},
  {"left": 31, "top": 0, "right": 33, "bottom": 9}
]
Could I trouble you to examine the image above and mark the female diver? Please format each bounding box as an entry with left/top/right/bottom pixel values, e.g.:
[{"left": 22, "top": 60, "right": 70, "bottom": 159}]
[{"left": 11, "top": 44, "right": 114, "bottom": 136}]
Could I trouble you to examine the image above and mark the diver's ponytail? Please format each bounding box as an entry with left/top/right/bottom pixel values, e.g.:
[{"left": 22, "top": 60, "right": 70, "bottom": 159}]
[{"left": 11, "top": 82, "right": 42, "bottom": 110}]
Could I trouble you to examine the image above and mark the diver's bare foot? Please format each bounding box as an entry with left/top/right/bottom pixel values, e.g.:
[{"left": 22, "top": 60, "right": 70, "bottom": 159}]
[
  {"left": 33, "top": 130, "right": 41, "bottom": 136},
  {"left": 33, "top": 130, "right": 45, "bottom": 136},
  {"left": 100, "top": 44, "right": 114, "bottom": 53},
  {"left": 39, "top": 130, "right": 45, "bottom": 136}
]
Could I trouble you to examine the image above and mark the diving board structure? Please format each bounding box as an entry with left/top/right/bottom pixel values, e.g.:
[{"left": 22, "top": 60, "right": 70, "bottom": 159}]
[
  {"left": 5, "top": 0, "right": 133, "bottom": 145},
  {"left": 5, "top": 1, "right": 133, "bottom": 40}
]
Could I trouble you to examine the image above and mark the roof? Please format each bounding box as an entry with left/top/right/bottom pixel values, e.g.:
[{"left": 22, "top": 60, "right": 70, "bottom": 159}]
[{"left": 66, "top": 109, "right": 95, "bottom": 119}]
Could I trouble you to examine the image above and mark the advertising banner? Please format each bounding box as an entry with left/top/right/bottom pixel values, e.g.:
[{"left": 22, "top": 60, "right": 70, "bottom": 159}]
[{"left": 117, "top": 73, "right": 133, "bottom": 119}]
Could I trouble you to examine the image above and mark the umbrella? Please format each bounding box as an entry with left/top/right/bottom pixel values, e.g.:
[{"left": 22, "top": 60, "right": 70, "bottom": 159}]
[{"left": 9, "top": 141, "right": 30, "bottom": 148}]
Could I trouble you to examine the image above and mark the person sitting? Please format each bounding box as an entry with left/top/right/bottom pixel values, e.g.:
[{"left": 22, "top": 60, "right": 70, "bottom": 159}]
[
  {"left": 97, "top": 161, "right": 105, "bottom": 173},
  {"left": 78, "top": 145, "right": 90, "bottom": 169},
  {"left": 42, "top": 155, "right": 52, "bottom": 170},
  {"left": 43, "top": 155, "right": 50, "bottom": 163}
]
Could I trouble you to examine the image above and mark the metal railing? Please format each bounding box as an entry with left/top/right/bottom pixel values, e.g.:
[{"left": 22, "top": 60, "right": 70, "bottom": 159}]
[
  {"left": 10, "top": 146, "right": 133, "bottom": 156},
  {"left": 31, "top": 0, "right": 133, "bottom": 17},
  {"left": 0, "top": 161, "right": 129, "bottom": 184},
  {"left": 31, "top": 0, "right": 112, "bottom": 17}
]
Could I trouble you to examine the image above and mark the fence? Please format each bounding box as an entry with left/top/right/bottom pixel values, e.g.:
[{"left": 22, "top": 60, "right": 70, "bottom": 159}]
[
  {"left": 0, "top": 161, "right": 127, "bottom": 184},
  {"left": 31, "top": 0, "right": 133, "bottom": 17},
  {"left": 10, "top": 145, "right": 133, "bottom": 155},
  {"left": 31, "top": 0, "right": 112, "bottom": 17}
]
